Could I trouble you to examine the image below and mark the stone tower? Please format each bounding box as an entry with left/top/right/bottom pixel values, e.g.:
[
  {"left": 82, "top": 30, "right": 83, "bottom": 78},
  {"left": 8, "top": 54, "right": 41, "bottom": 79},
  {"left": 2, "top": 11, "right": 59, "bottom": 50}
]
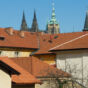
[
  {"left": 30, "top": 11, "right": 39, "bottom": 32},
  {"left": 46, "top": 3, "right": 60, "bottom": 34},
  {"left": 83, "top": 10, "right": 88, "bottom": 31},
  {"left": 20, "top": 12, "right": 28, "bottom": 31}
]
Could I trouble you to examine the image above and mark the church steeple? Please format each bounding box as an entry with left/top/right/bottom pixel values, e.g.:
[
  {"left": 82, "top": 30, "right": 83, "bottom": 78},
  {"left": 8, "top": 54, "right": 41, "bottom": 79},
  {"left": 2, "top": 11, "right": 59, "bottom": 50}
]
[
  {"left": 30, "top": 10, "right": 39, "bottom": 32},
  {"left": 83, "top": 10, "right": 88, "bottom": 31},
  {"left": 20, "top": 12, "right": 28, "bottom": 31},
  {"left": 46, "top": 2, "right": 60, "bottom": 34},
  {"left": 51, "top": 3, "right": 57, "bottom": 24}
]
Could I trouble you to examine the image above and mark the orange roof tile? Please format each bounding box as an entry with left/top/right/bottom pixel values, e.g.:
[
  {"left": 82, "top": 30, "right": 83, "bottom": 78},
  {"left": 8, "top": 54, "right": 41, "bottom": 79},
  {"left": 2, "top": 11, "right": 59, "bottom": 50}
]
[
  {"left": 0, "top": 28, "right": 38, "bottom": 49},
  {"left": 10, "top": 56, "right": 70, "bottom": 78},
  {"left": 50, "top": 32, "right": 88, "bottom": 51},
  {"left": 35, "top": 31, "right": 88, "bottom": 55},
  {"left": 0, "top": 57, "right": 40, "bottom": 84}
]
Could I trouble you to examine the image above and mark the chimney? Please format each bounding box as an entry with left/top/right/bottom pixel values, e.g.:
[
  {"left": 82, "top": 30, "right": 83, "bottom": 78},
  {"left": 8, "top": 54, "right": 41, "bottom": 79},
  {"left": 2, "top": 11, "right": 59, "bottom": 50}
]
[
  {"left": 41, "top": 32, "right": 44, "bottom": 35},
  {"left": 6, "top": 27, "right": 13, "bottom": 35},
  {"left": 19, "top": 31, "right": 25, "bottom": 38}
]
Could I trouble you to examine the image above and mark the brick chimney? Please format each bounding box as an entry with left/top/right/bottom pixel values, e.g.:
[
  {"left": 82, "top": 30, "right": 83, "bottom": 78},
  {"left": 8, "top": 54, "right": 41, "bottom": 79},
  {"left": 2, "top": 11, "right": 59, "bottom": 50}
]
[
  {"left": 19, "top": 31, "right": 25, "bottom": 38},
  {"left": 6, "top": 27, "right": 13, "bottom": 35}
]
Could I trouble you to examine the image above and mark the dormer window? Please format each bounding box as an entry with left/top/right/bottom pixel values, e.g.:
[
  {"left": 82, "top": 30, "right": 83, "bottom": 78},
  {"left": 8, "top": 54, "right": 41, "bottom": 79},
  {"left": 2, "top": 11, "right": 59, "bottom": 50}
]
[
  {"left": 0, "top": 37, "right": 5, "bottom": 40},
  {"left": 54, "top": 35, "right": 58, "bottom": 39},
  {"left": 15, "top": 51, "right": 19, "bottom": 57}
]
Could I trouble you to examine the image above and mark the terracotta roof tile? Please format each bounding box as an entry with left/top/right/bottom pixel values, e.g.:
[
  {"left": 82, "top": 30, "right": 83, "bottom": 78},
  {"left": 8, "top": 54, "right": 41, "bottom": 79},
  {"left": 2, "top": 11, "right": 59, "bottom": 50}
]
[
  {"left": 0, "top": 28, "right": 38, "bottom": 49},
  {"left": 50, "top": 32, "right": 88, "bottom": 51},
  {"left": 0, "top": 57, "right": 40, "bottom": 84},
  {"left": 10, "top": 56, "right": 70, "bottom": 78},
  {"left": 35, "top": 31, "right": 88, "bottom": 55}
]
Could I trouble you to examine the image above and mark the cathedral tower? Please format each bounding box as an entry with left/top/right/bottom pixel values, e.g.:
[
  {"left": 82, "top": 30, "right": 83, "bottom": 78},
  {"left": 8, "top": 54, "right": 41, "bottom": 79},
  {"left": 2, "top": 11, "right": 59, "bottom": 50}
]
[
  {"left": 83, "top": 10, "right": 88, "bottom": 31},
  {"left": 46, "top": 3, "right": 60, "bottom": 34},
  {"left": 30, "top": 10, "right": 39, "bottom": 32},
  {"left": 20, "top": 12, "right": 28, "bottom": 31}
]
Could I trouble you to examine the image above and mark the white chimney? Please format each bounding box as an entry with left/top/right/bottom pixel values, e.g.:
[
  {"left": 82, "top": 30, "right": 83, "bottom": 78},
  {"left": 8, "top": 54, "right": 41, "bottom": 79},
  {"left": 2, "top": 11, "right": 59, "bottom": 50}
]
[
  {"left": 6, "top": 27, "right": 13, "bottom": 35},
  {"left": 19, "top": 31, "right": 25, "bottom": 38}
]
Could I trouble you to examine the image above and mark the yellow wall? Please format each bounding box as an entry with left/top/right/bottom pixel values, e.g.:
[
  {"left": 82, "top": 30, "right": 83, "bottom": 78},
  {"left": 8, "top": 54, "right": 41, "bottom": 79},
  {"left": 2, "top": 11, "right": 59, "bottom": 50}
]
[
  {"left": 35, "top": 55, "right": 56, "bottom": 65},
  {"left": 0, "top": 69, "right": 11, "bottom": 88}
]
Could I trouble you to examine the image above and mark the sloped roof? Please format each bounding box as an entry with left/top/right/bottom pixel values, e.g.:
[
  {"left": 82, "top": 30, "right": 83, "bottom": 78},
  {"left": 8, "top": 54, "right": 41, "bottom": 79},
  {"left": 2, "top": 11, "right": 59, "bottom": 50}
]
[
  {"left": 0, "top": 28, "right": 88, "bottom": 55},
  {"left": 35, "top": 31, "right": 88, "bottom": 55},
  {"left": 50, "top": 32, "right": 88, "bottom": 51},
  {"left": 10, "top": 56, "right": 70, "bottom": 78},
  {"left": 0, "top": 57, "right": 40, "bottom": 84},
  {"left": 0, "top": 28, "right": 38, "bottom": 49}
]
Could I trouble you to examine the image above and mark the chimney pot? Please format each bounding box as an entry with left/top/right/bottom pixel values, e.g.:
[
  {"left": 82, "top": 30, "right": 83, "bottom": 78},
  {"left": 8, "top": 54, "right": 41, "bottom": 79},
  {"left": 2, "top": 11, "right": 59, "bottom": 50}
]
[
  {"left": 19, "top": 31, "right": 25, "bottom": 38},
  {"left": 6, "top": 27, "right": 13, "bottom": 35}
]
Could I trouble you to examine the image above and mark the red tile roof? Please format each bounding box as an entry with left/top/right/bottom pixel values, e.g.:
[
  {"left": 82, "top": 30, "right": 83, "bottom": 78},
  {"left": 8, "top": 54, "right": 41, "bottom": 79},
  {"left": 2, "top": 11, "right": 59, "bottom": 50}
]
[
  {"left": 0, "top": 28, "right": 38, "bottom": 49},
  {"left": 0, "top": 28, "right": 88, "bottom": 55},
  {"left": 0, "top": 57, "right": 40, "bottom": 84},
  {"left": 10, "top": 56, "right": 70, "bottom": 78},
  {"left": 50, "top": 32, "right": 88, "bottom": 51},
  {"left": 35, "top": 31, "right": 88, "bottom": 55}
]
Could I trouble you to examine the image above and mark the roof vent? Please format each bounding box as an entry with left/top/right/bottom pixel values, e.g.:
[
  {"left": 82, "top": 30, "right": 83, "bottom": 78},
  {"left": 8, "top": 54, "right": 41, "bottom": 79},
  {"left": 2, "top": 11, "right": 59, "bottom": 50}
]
[
  {"left": 54, "top": 35, "right": 58, "bottom": 39},
  {"left": 48, "top": 40, "right": 52, "bottom": 43},
  {"left": 6, "top": 27, "right": 13, "bottom": 35},
  {"left": 0, "top": 36, "right": 5, "bottom": 40}
]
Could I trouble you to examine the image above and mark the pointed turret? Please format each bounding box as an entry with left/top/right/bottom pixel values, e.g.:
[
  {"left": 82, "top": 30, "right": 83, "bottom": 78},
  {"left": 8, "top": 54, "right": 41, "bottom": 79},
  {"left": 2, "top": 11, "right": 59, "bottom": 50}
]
[
  {"left": 83, "top": 10, "right": 88, "bottom": 31},
  {"left": 46, "top": 2, "right": 60, "bottom": 34},
  {"left": 30, "top": 10, "right": 39, "bottom": 32},
  {"left": 20, "top": 12, "right": 28, "bottom": 31}
]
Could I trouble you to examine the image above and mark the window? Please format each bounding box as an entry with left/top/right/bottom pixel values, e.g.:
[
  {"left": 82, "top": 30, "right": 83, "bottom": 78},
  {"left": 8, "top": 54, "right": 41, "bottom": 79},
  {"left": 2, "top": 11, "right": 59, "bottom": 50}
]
[
  {"left": 54, "top": 35, "right": 58, "bottom": 39},
  {"left": 0, "top": 37, "right": 5, "bottom": 40},
  {"left": 15, "top": 51, "right": 19, "bottom": 57}
]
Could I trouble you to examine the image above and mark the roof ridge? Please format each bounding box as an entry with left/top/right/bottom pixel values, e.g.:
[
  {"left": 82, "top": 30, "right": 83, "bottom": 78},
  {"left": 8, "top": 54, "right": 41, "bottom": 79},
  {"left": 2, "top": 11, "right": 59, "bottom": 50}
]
[{"left": 50, "top": 33, "right": 88, "bottom": 50}]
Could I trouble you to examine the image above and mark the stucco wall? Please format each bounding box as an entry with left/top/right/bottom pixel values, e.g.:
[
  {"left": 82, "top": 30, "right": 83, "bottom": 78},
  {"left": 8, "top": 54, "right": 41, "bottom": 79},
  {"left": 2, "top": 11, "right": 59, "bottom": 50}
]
[
  {"left": 56, "top": 50, "right": 88, "bottom": 86},
  {"left": 12, "top": 84, "right": 34, "bottom": 88},
  {"left": 0, "top": 50, "right": 32, "bottom": 57},
  {"left": 35, "top": 78, "right": 59, "bottom": 88},
  {"left": 0, "top": 69, "right": 11, "bottom": 88}
]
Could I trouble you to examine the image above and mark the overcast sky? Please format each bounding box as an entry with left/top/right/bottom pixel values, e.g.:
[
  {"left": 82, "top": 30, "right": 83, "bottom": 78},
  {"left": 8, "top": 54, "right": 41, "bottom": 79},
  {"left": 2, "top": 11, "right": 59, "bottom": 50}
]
[{"left": 0, "top": 0, "right": 87, "bottom": 33}]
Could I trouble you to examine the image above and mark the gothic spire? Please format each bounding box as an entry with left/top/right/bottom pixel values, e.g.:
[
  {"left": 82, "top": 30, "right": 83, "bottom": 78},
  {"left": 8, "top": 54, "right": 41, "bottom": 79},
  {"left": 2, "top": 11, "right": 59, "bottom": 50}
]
[
  {"left": 83, "top": 10, "right": 88, "bottom": 31},
  {"left": 31, "top": 10, "right": 39, "bottom": 32},
  {"left": 20, "top": 11, "right": 28, "bottom": 31}
]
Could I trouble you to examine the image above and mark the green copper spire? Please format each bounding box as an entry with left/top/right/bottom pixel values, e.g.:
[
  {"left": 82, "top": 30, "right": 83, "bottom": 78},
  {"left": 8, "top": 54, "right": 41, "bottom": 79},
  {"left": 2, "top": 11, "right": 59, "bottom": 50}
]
[
  {"left": 48, "top": 2, "right": 58, "bottom": 24},
  {"left": 51, "top": 3, "right": 56, "bottom": 22},
  {"left": 46, "top": 1, "right": 60, "bottom": 34},
  {"left": 83, "top": 10, "right": 88, "bottom": 31}
]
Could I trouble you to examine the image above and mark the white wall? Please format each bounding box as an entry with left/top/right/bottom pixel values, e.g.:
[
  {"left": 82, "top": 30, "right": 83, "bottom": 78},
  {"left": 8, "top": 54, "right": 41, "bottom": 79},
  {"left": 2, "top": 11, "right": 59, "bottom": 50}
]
[
  {"left": 0, "top": 69, "right": 11, "bottom": 88},
  {"left": 56, "top": 50, "right": 88, "bottom": 86}
]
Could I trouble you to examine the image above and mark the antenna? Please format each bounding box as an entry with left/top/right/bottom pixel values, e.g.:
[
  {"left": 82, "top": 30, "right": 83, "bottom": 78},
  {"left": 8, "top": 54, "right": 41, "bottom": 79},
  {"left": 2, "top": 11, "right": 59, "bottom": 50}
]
[{"left": 73, "top": 25, "right": 75, "bottom": 32}]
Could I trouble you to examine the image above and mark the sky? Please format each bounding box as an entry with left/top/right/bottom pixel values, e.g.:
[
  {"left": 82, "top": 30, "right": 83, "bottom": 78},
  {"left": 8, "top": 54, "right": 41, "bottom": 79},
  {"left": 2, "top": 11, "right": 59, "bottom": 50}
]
[{"left": 0, "top": 0, "right": 88, "bottom": 33}]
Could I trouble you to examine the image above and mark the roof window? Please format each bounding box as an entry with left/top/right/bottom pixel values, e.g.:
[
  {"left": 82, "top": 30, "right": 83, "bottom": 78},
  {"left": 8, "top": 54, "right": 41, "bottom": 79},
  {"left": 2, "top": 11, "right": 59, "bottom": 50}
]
[
  {"left": 48, "top": 40, "right": 52, "bottom": 43},
  {"left": 54, "top": 35, "right": 58, "bottom": 39},
  {"left": 0, "top": 37, "right": 5, "bottom": 40}
]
